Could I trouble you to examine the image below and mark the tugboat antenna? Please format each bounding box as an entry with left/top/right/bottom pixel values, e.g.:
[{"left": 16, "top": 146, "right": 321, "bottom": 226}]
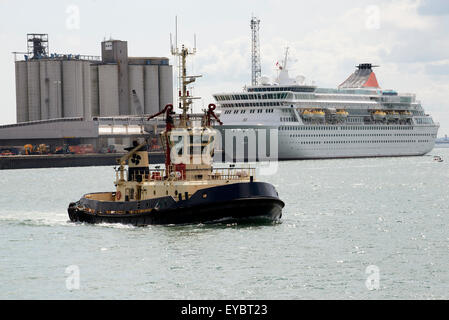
[{"left": 170, "top": 17, "right": 201, "bottom": 126}]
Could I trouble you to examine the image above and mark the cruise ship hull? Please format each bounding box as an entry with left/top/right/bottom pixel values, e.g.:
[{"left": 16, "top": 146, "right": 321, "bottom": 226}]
[
  {"left": 278, "top": 143, "right": 435, "bottom": 160},
  {"left": 216, "top": 124, "right": 438, "bottom": 161}
]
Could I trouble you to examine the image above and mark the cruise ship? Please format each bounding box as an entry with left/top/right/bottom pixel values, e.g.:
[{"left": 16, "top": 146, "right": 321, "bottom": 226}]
[{"left": 213, "top": 61, "right": 439, "bottom": 160}]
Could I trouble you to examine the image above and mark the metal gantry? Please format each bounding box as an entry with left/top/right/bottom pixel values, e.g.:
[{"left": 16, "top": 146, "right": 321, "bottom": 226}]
[{"left": 27, "top": 34, "right": 49, "bottom": 58}]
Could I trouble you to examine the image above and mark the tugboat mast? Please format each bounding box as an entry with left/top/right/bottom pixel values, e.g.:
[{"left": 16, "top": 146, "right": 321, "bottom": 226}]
[{"left": 171, "top": 29, "right": 201, "bottom": 127}]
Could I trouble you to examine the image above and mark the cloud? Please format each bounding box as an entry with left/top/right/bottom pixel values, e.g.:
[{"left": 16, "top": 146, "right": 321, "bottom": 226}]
[
  {"left": 418, "top": 0, "right": 449, "bottom": 16},
  {"left": 195, "top": 37, "right": 251, "bottom": 85},
  {"left": 380, "top": 33, "right": 449, "bottom": 63},
  {"left": 425, "top": 60, "right": 449, "bottom": 75},
  {"left": 380, "top": 0, "right": 434, "bottom": 30}
]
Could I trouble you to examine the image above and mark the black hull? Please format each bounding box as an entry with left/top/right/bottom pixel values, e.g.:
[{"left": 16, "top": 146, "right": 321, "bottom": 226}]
[{"left": 68, "top": 182, "right": 284, "bottom": 226}]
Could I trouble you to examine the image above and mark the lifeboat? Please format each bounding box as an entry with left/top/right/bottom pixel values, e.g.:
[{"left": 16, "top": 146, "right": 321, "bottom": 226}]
[
  {"left": 372, "top": 110, "right": 386, "bottom": 121},
  {"left": 400, "top": 110, "right": 413, "bottom": 120},
  {"left": 386, "top": 111, "right": 400, "bottom": 122},
  {"left": 311, "top": 110, "right": 325, "bottom": 121},
  {"left": 335, "top": 109, "right": 349, "bottom": 121},
  {"left": 301, "top": 109, "right": 313, "bottom": 120}
]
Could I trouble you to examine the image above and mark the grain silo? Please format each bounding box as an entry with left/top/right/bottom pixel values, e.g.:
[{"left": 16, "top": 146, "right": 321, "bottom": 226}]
[
  {"left": 82, "top": 61, "right": 92, "bottom": 120},
  {"left": 39, "top": 60, "right": 63, "bottom": 120},
  {"left": 15, "top": 61, "right": 29, "bottom": 123},
  {"left": 47, "top": 61, "right": 63, "bottom": 119},
  {"left": 98, "top": 64, "right": 120, "bottom": 116},
  {"left": 14, "top": 35, "right": 173, "bottom": 124},
  {"left": 62, "top": 61, "right": 85, "bottom": 118},
  {"left": 27, "top": 61, "right": 41, "bottom": 121},
  {"left": 128, "top": 65, "right": 145, "bottom": 115},
  {"left": 158, "top": 65, "right": 173, "bottom": 111},
  {"left": 102, "top": 40, "right": 129, "bottom": 115},
  {"left": 144, "top": 65, "right": 159, "bottom": 115},
  {"left": 90, "top": 65, "right": 100, "bottom": 117},
  {"left": 39, "top": 61, "right": 49, "bottom": 120}
]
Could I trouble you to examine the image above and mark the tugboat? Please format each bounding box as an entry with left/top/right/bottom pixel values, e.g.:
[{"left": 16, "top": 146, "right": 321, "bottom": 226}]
[{"left": 67, "top": 44, "right": 284, "bottom": 226}]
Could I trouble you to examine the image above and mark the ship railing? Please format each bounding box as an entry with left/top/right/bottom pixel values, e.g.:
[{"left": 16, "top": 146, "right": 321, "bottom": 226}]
[
  {"left": 123, "top": 167, "right": 256, "bottom": 182},
  {"left": 124, "top": 169, "right": 166, "bottom": 182},
  {"left": 209, "top": 167, "right": 256, "bottom": 181}
]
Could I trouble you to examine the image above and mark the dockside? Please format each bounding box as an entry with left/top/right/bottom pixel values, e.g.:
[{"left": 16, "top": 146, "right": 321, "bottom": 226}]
[{"left": 0, "top": 152, "right": 164, "bottom": 170}]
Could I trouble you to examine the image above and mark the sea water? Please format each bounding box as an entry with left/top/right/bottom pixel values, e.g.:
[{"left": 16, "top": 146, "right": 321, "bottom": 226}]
[{"left": 1, "top": 149, "right": 448, "bottom": 299}]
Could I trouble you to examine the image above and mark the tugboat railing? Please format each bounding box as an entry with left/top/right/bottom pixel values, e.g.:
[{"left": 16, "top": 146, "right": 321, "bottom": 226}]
[
  {"left": 121, "top": 167, "right": 256, "bottom": 182},
  {"left": 209, "top": 167, "right": 256, "bottom": 181}
]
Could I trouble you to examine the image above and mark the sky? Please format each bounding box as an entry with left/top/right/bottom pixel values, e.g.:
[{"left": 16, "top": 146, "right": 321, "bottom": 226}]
[{"left": 0, "top": 0, "right": 448, "bottom": 136}]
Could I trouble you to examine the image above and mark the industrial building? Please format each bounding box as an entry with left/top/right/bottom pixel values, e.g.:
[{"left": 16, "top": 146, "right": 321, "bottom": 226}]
[
  {"left": 14, "top": 34, "right": 173, "bottom": 122},
  {"left": 1, "top": 34, "right": 174, "bottom": 155}
]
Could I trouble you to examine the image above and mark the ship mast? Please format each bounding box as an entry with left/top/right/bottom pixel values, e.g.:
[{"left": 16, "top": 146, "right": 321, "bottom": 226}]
[{"left": 170, "top": 18, "right": 201, "bottom": 127}]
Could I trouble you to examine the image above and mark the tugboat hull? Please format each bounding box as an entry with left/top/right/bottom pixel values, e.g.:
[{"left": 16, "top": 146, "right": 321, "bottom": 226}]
[{"left": 68, "top": 182, "right": 284, "bottom": 226}]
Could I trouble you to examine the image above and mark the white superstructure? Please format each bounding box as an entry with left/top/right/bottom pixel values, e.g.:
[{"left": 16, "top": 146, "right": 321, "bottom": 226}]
[{"left": 213, "top": 62, "right": 439, "bottom": 160}]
